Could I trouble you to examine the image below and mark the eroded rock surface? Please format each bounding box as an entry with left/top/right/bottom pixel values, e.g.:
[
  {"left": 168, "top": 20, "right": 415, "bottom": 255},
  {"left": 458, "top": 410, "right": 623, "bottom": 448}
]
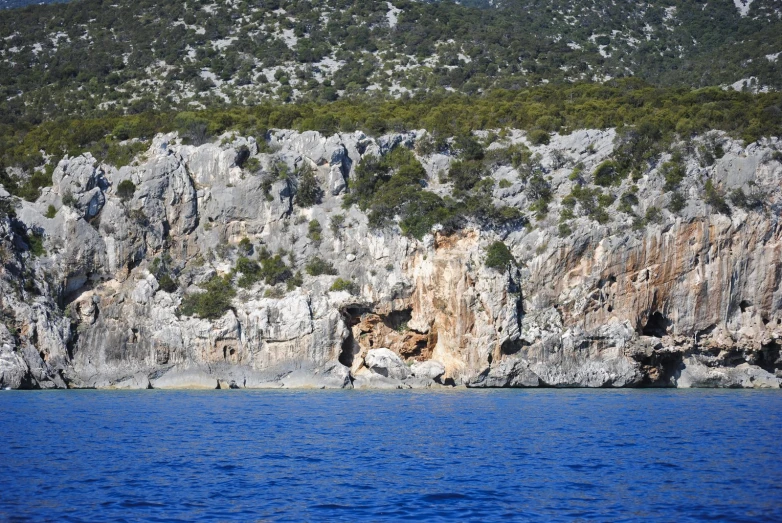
[{"left": 0, "top": 129, "right": 780, "bottom": 389}]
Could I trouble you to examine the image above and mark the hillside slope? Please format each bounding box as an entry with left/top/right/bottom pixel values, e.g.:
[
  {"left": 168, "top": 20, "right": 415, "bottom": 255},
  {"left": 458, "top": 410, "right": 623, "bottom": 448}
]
[{"left": 1, "top": 0, "right": 781, "bottom": 124}]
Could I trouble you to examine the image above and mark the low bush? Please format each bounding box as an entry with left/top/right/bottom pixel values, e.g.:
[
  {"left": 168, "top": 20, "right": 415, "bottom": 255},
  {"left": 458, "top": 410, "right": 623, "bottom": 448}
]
[
  {"left": 116, "top": 179, "right": 136, "bottom": 201},
  {"left": 485, "top": 241, "right": 515, "bottom": 271},
  {"left": 729, "top": 187, "right": 765, "bottom": 211},
  {"left": 330, "top": 278, "right": 357, "bottom": 294},
  {"left": 286, "top": 271, "right": 303, "bottom": 290},
  {"left": 330, "top": 214, "right": 345, "bottom": 234},
  {"left": 528, "top": 129, "right": 550, "bottom": 145},
  {"left": 179, "top": 275, "right": 236, "bottom": 319},
  {"left": 295, "top": 164, "right": 323, "bottom": 207},
  {"left": 307, "top": 219, "right": 322, "bottom": 242},
  {"left": 27, "top": 231, "right": 45, "bottom": 257},
  {"left": 151, "top": 255, "right": 178, "bottom": 293},
  {"left": 704, "top": 180, "right": 731, "bottom": 215},
  {"left": 660, "top": 161, "right": 686, "bottom": 192},
  {"left": 668, "top": 191, "right": 686, "bottom": 213},
  {"left": 305, "top": 256, "right": 337, "bottom": 276},
  {"left": 593, "top": 160, "right": 621, "bottom": 187}
]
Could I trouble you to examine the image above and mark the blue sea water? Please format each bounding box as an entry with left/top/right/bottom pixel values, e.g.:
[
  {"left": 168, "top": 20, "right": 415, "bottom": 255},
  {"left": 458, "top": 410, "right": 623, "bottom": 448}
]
[
  {"left": 0, "top": 389, "right": 780, "bottom": 522},
  {"left": 0, "top": 0, "right": 69, "bottom": 10}
]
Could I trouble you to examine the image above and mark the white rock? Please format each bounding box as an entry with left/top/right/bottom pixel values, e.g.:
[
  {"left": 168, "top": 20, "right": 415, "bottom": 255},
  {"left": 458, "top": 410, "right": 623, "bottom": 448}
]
[{"left": 364, "top": 348, "right": 410, "bottom": 380}]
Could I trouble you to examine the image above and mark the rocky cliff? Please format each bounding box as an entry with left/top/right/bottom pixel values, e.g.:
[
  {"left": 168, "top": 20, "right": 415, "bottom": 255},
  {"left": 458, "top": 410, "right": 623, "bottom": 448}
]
[{"left": 1, "top": 128, "right": 780, "bottom": 389}]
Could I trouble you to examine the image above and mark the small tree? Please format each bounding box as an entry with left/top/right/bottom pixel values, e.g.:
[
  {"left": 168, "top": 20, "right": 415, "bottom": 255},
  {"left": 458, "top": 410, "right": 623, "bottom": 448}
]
[
  {"left": 295, "top": 164, "right": 323, "bottom": 207},
  {"left": 485, "top": 241, "right": 515, "bottom": 271},
  {"left": 238, "top": 237, "right": 253, "bottom": 255},
  {"left": 117, "top": 180, "right": 136, "bottom": 201}
]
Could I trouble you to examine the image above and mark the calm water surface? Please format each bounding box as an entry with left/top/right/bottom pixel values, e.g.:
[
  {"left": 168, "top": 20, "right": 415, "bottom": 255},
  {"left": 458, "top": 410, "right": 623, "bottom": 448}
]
[{"left": 0, "top": 389, "right": 780, "bottom": 522}]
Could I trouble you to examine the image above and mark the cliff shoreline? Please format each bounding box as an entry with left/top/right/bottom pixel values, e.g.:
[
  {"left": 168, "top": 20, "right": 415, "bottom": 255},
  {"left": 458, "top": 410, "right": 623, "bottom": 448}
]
[{"left": 1, "top": 128, "right": 780, "bottom": 390}]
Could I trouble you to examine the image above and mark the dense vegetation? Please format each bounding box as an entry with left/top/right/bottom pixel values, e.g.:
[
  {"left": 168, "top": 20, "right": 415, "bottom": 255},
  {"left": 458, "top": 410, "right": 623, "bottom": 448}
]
[
  {"left": 1, "top": 81, "right": 780, "bottom": 202},
  {"left": 1, "top": 0, "right": 781, "bottom": 126}
]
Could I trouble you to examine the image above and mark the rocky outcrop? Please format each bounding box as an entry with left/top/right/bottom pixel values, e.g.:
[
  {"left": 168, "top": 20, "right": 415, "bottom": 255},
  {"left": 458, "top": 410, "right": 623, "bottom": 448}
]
[{"left": 0, "top": 128, "right": 780, "bottom": 389}]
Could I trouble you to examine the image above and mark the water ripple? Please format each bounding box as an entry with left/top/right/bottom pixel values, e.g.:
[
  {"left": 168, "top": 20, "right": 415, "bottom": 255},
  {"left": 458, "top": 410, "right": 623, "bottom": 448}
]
[{"left": 0, "top": 389, "right": 780, "bottom": 522}]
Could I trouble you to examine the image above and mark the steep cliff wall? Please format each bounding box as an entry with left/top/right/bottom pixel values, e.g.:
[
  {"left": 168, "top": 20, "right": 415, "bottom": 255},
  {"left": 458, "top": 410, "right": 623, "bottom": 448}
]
[{"left": 1, "top": 128, "right": 780, "bottom": 389}]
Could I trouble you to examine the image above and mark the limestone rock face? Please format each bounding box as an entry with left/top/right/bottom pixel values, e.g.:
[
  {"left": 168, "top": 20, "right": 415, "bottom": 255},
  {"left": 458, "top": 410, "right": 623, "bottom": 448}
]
[{"left": 1, "top": 129, "right": 780, "bottom": 389}]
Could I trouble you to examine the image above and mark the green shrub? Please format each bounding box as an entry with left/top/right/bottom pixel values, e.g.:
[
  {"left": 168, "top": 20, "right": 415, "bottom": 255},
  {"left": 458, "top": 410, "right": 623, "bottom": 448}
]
[
  {"left": 447, "top": 159, "right": 486, "bottom": 194},
  {"left": 528, "top": 129, "right": 550, "bottom": 145},
  {"left": 498, "top": 179, "right": 512, "bottom": 189},
  {"left": 661, "top": 161, "right": 686, "bottom": 192},
  {"left": 704, "top": 180, "right": 730, "bottom": 215},
  {"left": 100, "top": 140, "right": 147, "bottom": 168},
  {"left": 346, "top": 149, "right": 459, "bottom": 238},
  {"left": 330, "top": 213, "right": 345, "bottom": 234},
  {"left": 485, "top": 241, "right": 515, "bottom": 271},
  {"left": 238, "top": 237, "right": 253, "bottom": 255},
  {"left": 455, "top": 133, "right": 484, "bottom": 161},
  {"left": 593, "top": 161, "right": 621, "bottom": 187},
  {"left": 45, "top": 205, "right": 57, "bottom": 219},
  {"left": 260, "top": 255, "right": 292, "bottom": 285},
  {"left": 668, "top": 192, "right": 686, "bottom": 213},
  {"left": 618, "top": 192, "right": 639, "bottom": 213},
  {"left": 151, "top": 256, "right": 179, "bottom": 293},
  {"left": 286, "top": 271, "right": 303, "bottom": 290},
  {"left": 330, "top": 278, "right": 357, "bottom": 294},
  {"left": 116, "top": 179, "right": 136, "bottom": 201},
  {"left": 645, "top": 206, "right": 663, "bottom": 224},
  {"left": 565, "top": 185, "right": 612, "bottom": 224},
  {"left": 27, "top": 231, "right": 45, "bottom": 257},
  {"left": 244, "top": 157, "right": 261, "bottom": 172},
  {"left": 179, "top": 274, "right": 236, "bottom": 319},
  {"left": 7, "top": 169, "right": 53, "bottom": 202},
  {"left": 527, "top": 173, "right": 552, "bottom": 219},
  {"left": 729, "top": 187, "right": 764, "bottom": 211},
  {"left": 235, "top": 256, "right": 263, "bottom": 288},
  {"left": 307, "top": 219, "right": 322, "bottom": 242},
  {"left": 295, "top": 164, "right": 323, "bottom": 207},
  {"left": 305, "top": 256, "right": 337, "bottom": 276},
  {"left": 61, "top": 189, "right": 77, "bottom": 207}
]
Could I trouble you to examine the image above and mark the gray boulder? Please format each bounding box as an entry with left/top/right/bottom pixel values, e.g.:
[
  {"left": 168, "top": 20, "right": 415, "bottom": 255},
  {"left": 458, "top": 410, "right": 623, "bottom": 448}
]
[
  {"left": 468, "top": 358, "right": 540, "bottom": 388},
  {"left": 364, "top": 348, "right": 411, "bottom": 380},
  {"left": 410, "top": 360, "right": 446, "bottom": 381}
]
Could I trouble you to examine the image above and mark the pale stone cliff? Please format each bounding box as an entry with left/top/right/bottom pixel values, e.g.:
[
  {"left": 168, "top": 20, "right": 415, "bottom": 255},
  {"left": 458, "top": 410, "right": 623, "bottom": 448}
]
[{"left": 1, "top": 128, "right": 780, "bottom": 389}]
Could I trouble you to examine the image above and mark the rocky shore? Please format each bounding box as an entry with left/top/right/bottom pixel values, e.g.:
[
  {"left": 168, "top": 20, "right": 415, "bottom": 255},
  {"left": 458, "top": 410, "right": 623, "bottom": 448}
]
[{"left": 1, "top": 128, "right": 780, "bottom": 389}]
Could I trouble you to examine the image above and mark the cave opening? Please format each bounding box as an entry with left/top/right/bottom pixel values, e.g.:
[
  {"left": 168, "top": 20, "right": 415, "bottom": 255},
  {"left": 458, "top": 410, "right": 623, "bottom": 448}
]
[
  {"left": 642, "top": 311, "right": 672, "bottom": 338},
  {"left": 338, "top": 333, "right": 359, "bottom": 368},
  {"left": 758, "top": 341, "right": 781, "bottom": 374},
  {"left": 500, "top": 339, "right": 522, "bottom": 356},
  {"left": 382, "top": 308, "right": 413, "bottom": 331}
]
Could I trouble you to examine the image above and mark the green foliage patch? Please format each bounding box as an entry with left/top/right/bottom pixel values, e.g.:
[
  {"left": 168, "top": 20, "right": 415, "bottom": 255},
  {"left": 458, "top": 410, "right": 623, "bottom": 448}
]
[
  {"left": 485, "top": 241, "right": 515, "bottom": 271},
  {"left": 179, "top": 274, "right": 236, "bottom": 319}
]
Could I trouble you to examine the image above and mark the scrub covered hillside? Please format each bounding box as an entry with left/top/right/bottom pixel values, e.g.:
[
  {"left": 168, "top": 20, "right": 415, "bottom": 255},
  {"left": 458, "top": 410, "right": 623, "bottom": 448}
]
[{"left": 0, "top": 0, "right": 781, "bottom": 125}]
